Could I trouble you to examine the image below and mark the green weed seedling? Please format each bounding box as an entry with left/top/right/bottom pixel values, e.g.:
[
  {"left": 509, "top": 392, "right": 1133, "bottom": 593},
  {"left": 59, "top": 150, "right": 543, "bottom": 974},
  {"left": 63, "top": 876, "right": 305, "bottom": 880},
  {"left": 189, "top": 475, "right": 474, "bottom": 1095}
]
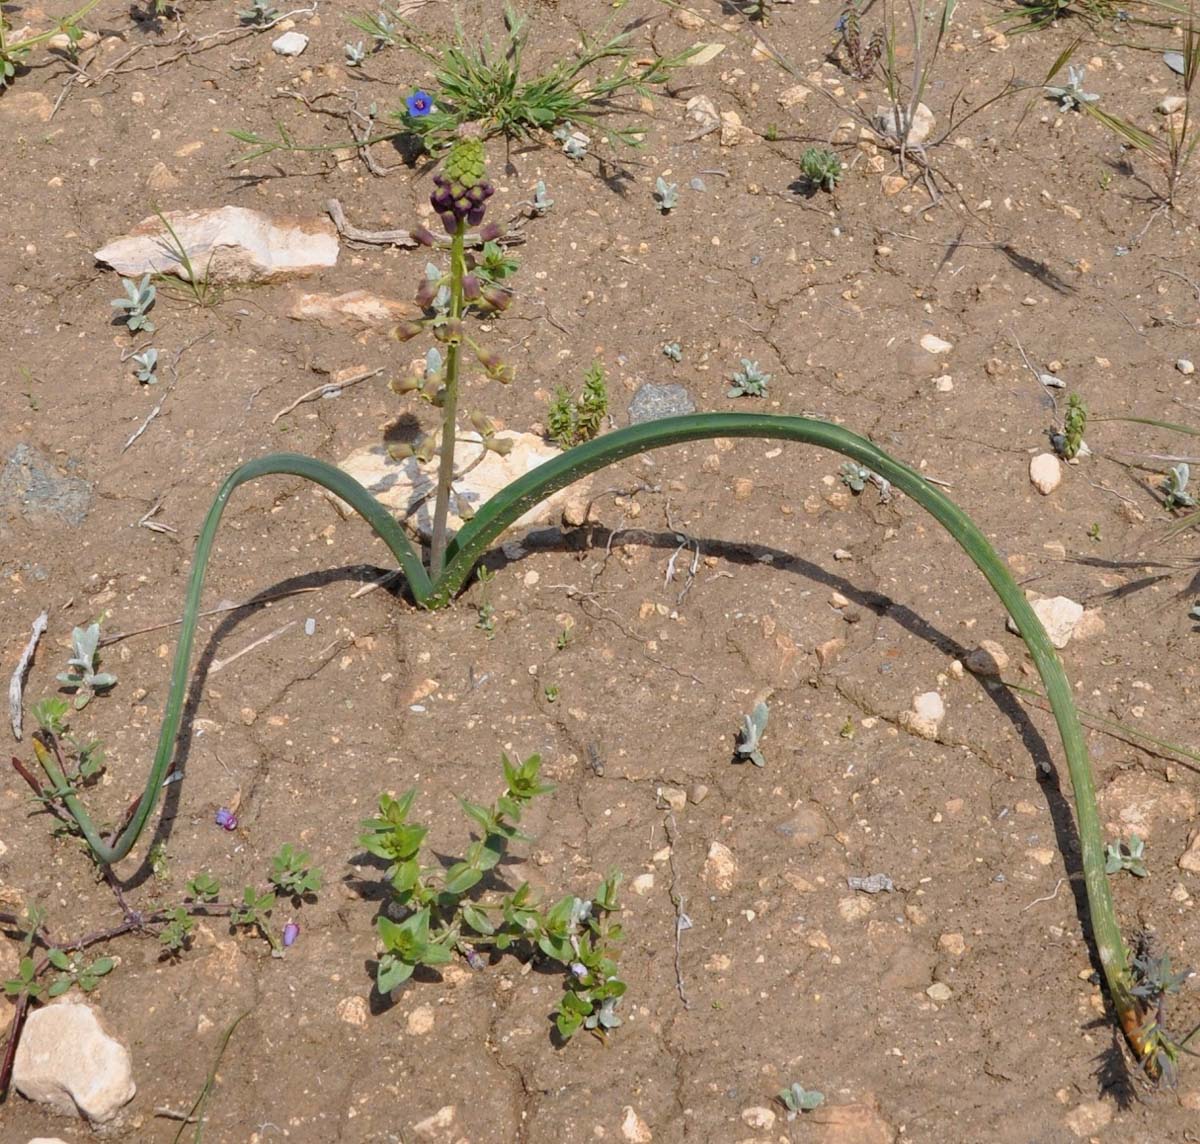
[
  {"left": 728, "top": 358, "right": 772, "bottom": 398},
  {"left": 1165, "top": 463, "right": 1196, "bottom": 509},
  {"left": 55, "top": 622, "right": 117, "bottom": 710},
  {"left": 654, "top": 176, "right": 679, "bottom": 213},
  {"left": 344, "top": 40, "right": 367, "bottom": 66},
  {"left": 529, "top": 179, "right": 554, "bottom": 215},
  {"left": 15, "top": 130, "right": 1182, "bottom": 1082},
  {"left": 1044, "top": 65, "right": 1099, "bottom": 112},
  {"left": 111, "top": 275, "right": 156, "bottom": 334},
  {"left": 1051, "top": 392, "right": 1088, "bottom": 460},
  {"left": 237, "top": 0, "right": 278, "bottom": 25},
  {"left": 361, "top": 753, "right": 625, "bottom": 1040},
  {"left": 735, "top": 701, "right": 769, "bottom": 767},
  {"left": 778, "top": 1082, "right": 824, "bottom": 1119},
  {"left": 800, "top": 146, "right": 842, "bottom": 191},
  {"left": 662, "top": 341, "right": 682, "bottom": 362},
  {"left": 1105, "top": 834, "right": 1149, "bottom": 878},
  {"left": 547, "top": 362, "right": 608, "bottom": 449},
  {"left": 132, "top": 347, "right": 159, "bottom": 384}
]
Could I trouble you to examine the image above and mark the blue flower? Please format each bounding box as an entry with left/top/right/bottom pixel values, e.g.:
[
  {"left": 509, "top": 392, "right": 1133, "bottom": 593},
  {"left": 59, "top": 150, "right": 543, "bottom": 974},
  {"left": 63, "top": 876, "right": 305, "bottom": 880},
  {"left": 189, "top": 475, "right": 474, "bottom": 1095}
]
[
  {"left": 282, "top": 922, "right": 300, "bottom": 948},
  {"left": 215, "top": 807, "right": 237, "bottom": 831},
  {"left": 406, "top": 90, "right": 433, "bottom": 117}
]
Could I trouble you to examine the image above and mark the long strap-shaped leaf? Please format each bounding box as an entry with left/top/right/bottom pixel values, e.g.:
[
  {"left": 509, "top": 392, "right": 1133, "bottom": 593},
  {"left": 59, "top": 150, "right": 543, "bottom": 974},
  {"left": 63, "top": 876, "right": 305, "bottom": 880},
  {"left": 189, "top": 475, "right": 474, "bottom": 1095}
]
[
  {"left": 45, "top": 455, "right": 429, "bottom": 867},
  {"left": 47, "top": 415, "right": 1137, "bottom": 1052},
  {"left": 436, "top": 413, "right": 1136, "bottom": 1031}
]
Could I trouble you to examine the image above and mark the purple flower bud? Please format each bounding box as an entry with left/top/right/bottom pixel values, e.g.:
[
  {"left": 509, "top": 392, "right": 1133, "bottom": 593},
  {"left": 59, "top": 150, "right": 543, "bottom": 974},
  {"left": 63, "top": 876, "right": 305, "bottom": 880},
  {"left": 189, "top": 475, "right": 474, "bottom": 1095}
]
[
  {"left": 412, "top": 224, "right": 436, "bottom": 247},
  {"left": 433, "top": 317, "right": 463, "bottom": 343},
  {"left": 416, "top": 276, "right": 439, "bottom": 309},
  {"left": 466, "top": 205, "right": 485, "bottom": 226},
  {"left": 480, "top": 284, "right": 512, "bottom": 312},
  {"left": 390, "top": 319, "right": 425, "bottom": 343},
  {"left": 478, "top": 222, "right": 503, "bottom": 243},
  {"left": 440, "top": 210, "right": 459, "bottom": 235},
  {"left": 215, "top": 807, "right": 237, "bottom": 831},
  {"left": 462, "top": 274, "right": 481, "bottom": 301},
  {"left": 475, "top": 345, "right": 502, "bottom": 371},
  {"left": 282, "top": 922, "right": 299, "bottom": 948}
]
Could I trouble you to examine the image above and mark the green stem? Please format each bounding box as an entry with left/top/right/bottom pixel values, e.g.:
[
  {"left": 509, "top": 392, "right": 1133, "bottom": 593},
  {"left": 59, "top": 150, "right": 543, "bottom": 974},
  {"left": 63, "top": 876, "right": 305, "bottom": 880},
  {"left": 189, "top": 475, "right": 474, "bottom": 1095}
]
[{"left": 429, "top": 221, "right": 467, "bottom": 578}]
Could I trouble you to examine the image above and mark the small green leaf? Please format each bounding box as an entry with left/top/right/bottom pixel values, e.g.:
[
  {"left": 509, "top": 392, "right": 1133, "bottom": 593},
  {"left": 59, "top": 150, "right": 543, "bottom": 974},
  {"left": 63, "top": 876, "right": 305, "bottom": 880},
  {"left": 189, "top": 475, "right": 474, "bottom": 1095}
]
[
  {"left": 47, "top": 949, "right": 70, "bottom": 971},
  {"left": 443, "top": 863, "right": 483, "bottom": 896},
  {"left": 461, "top": 904, "right": 496, "bottom": 935},
  {"left": 377, "top": 954, "right": 414, "bottom": 994},
  {"left": 47, "top": 978, "right": 73, "bottom": 997}
]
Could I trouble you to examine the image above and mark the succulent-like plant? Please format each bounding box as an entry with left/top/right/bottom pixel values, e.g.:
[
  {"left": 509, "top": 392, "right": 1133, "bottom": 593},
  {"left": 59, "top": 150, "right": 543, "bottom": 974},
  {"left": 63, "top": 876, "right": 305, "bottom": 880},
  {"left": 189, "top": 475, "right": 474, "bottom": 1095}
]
[{"left": 735, "top": 701, "right": 769, "bottom": 767}]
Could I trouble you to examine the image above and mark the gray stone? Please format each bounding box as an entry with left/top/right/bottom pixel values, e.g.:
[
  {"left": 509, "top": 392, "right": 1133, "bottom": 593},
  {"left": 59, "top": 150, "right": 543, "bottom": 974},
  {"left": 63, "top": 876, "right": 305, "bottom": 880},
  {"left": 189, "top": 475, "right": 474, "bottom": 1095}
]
[
  {"left": 628, "top": 383, "right": 695, "bottom": 425},
  {"left": 13, "top": 1002, "right": 135, "bottom": 1124},
  {"left": 0, "top": 445, "right": 91, "bottom": 526}
]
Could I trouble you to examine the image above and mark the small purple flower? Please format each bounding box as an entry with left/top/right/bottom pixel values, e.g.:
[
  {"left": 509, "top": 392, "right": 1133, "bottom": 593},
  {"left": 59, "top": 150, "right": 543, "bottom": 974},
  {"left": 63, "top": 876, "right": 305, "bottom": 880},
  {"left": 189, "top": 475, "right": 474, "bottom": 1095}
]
[
  {"left": 282, "top": 922, "right": 300, "bottom": 948},
  {"left": 214, "top": 807, "right": 237, "bottom": 831},
  {"left": 406, "top": 90, "right": 433, "bottom": 118}
]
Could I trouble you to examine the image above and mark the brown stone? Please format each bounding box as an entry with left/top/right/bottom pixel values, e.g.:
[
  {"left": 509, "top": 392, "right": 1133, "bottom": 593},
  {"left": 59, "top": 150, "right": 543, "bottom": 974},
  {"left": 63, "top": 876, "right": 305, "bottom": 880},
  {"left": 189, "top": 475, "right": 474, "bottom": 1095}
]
[{"left": 808, "top": 1096, "right": 896, "bottom": 1143}]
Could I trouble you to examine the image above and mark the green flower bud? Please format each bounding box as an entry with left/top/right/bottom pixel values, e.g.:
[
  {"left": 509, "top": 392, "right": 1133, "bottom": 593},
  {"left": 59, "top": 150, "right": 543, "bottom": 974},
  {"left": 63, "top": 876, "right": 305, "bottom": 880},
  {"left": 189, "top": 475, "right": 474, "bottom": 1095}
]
[
  {"left": 485, "top": 436, "right": 514, "bottom": 456},
  {"left": 387, "top": 442, "right": 415, "bottom": 461},
  {"left": 469, "top": 409, "right": 494, "bottom": 437},
  {"left": 389, "top": 375, "right": 424, "bottom": 396},
  {"left": 444, "top": 137, "right": 486, "bottom": 190}
]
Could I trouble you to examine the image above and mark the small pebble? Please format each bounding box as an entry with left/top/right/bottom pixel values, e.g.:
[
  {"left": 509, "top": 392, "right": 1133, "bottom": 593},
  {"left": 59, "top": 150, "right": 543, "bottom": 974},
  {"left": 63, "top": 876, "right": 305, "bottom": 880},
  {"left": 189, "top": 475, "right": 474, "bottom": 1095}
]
[
  {"left": 1178, "top": 358, "right": 1196, "bottom": 376},
  {"left": 926, "top": 982, "right": 953, "bottom": 1002},
  {"left": 271, "top": 31, "right": 309, "bottom": 55},
  {"left": 1029, "top": 453, "right": 1062, "bottom": 495},
  {"left": 920, "top": 333, "right": 954, "bottom": 355},
  {"left": 304, "top": 617, "right": 316, "bottom": 636}
]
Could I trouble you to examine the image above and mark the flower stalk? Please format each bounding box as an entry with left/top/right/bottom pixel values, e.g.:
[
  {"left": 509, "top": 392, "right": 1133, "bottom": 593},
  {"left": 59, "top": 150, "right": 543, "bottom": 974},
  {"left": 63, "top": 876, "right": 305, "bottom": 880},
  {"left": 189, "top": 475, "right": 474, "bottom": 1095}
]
[{"left": 429, "top": 220, "right": 466, "bottom": 577}]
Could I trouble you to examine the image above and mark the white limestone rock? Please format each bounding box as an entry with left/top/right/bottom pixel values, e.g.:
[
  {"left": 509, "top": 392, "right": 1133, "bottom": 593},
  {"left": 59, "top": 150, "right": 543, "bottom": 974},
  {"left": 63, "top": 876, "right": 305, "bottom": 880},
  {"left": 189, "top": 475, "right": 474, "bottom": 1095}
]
[
  {"left": 96, "top": 206, "right": 338, "bottom": 285},
  {"left": 13, "top": 1002, "right": 135, "bottom": 1124}
]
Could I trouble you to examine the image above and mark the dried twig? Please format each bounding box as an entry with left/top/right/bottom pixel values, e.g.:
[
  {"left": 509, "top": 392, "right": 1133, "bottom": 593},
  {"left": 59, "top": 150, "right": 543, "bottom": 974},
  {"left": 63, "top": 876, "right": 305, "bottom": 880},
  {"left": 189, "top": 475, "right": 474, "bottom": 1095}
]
[
  {"left": 98, "top": 587, "right": 318, "bottom": 648},
  {"left": 662, "top": 811, "right": 692, "bottom": 1009},
  {"left": 271, "top": 368, "right": 383, "bottom": 424},
  {"left": 326, "top": 199, "right": 419, "bottom": 248},
  {"left": 1022, "top": 877, "right": 1066, "bottom": 911},
  {"left": 137, "top": 498, "right": 177, "bottom": 534},
  {"left": 209, "top": 622, "right": 296, "bottom": 674},
  {"left": 8, "top": 612, "right": 49, "bottom": 741}
]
